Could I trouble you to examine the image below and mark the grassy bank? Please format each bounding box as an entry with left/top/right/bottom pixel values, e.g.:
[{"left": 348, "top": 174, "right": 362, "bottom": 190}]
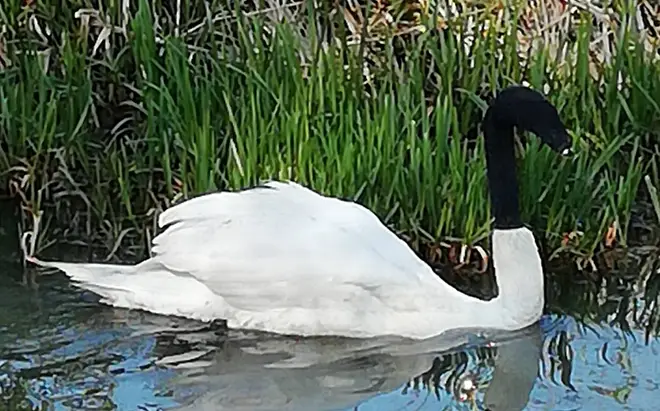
[{"left": 1, "top": 0, "right": 660, "bottom": 271}]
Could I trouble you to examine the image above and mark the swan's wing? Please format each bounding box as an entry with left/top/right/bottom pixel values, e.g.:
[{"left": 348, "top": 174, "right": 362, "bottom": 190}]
[{"left": 150, "top": 181, "right": 441, "bottom": 312}]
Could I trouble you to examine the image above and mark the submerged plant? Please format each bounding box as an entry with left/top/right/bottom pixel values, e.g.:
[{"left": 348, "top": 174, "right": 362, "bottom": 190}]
[{"left": 0, "top": 373, "right": 47, "bottom": 411}]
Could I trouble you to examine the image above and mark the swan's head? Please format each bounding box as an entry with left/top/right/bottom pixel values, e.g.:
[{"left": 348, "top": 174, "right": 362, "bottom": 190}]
[{"left": 488, "top": 86, "right": 572, "bottom": 156}]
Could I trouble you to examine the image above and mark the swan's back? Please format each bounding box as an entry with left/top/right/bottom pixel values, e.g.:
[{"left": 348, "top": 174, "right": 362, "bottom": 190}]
[{"left": 153, "top": 181, "right": 436, "bottom": 301}]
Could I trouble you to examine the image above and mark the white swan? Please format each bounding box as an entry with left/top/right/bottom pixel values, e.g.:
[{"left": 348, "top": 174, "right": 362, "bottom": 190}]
[{"left": 27, "top": 85, "right": 572, "bottom": 340}]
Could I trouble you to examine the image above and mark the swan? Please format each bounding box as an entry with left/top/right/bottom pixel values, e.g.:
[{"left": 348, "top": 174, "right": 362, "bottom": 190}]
[{"left": 26, "top": 85, "right": 572, "bottom": 340}]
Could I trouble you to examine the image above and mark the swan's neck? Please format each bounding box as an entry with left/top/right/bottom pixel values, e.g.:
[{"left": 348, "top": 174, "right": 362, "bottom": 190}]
[
  {"left": 489, "top": 227, "right": 545, "bottom": 328},
  {"left": 483, "top": 110, "right": 522, "bottom": 229},
  {"left": 481, "top": 102, "right": 544, "bottom": 328}
]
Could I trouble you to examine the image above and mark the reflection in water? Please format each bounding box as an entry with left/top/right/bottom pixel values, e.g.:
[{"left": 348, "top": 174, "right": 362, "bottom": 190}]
[
  {"left": 0, "top": 242, "right": 660, "bottom": 410},
  {"left": 156, "top": 323, "right": 541, "bottom": 411}
]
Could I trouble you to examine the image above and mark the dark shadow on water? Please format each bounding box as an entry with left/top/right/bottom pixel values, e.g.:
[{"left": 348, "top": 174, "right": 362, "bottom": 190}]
[{"left": 1, "top": 217, "right": 660, "bottom": 410}]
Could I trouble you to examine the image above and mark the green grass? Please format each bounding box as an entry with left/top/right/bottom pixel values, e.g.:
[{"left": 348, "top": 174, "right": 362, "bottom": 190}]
[{"left": 0, "top": 0, "right": 659, "bottom": 269}]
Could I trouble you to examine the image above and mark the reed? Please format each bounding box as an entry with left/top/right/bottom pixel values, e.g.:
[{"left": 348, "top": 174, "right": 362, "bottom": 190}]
[{"left": 1, "top": 0, "right": 659, "bottom": 271}]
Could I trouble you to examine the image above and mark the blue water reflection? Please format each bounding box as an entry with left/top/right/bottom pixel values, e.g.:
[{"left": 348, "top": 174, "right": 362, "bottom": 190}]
[{"left": 1, "top": 260, "right": 659, "bottom": 411}]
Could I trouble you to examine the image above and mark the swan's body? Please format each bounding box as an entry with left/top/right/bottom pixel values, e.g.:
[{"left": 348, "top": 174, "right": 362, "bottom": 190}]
[
  {"left": 30, "top": 181, "right": 544, "bottom": 339},
  {"left": 27, "top": 85, "right": 572, "bottom": 340}
]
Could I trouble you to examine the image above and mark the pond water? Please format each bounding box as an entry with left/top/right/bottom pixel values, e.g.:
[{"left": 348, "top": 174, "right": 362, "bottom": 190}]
[{"left": 1, "top": 220, "right": 659, "bottom": 410}]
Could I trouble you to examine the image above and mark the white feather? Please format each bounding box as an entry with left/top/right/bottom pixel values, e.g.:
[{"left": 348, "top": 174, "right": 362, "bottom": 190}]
[{"left": 29, "top": 180, "right": 544, "bottom": 340}]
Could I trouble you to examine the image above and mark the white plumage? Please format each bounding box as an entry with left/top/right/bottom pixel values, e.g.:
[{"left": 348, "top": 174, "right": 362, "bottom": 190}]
[{"left": 28, "top": 180, "right": 544, "bottom": 340}]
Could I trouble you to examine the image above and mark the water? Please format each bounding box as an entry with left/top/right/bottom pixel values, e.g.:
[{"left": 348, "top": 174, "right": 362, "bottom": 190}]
[{"left": 1, "top": 234, "right": 660, "bottom": 410}]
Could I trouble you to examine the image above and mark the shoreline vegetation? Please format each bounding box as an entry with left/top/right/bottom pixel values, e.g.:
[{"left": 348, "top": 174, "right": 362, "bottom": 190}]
[{"left": 1, "top": 0, "right": 660, "bottom": 274}]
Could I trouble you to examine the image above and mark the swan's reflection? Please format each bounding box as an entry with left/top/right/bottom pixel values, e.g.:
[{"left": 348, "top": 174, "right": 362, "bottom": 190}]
[
  {"left": 143, "top": 322, "right": 542, "bottom": 411},
  {"left": 481, "top": 327, "right": 541, "bottom": 410}
]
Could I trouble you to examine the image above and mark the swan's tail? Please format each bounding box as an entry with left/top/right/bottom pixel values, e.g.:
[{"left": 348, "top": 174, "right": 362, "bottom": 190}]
[
  {"left": 25, "top": 255, "right": 224, "bottom": 321},
  {"left": 27, "top": 254, "right": 140, "bottom": 302}
]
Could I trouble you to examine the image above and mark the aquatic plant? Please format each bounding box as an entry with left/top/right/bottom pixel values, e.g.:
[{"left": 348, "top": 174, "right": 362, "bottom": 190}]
[
  {"left": 0, "top": 0, "right": 659, "bottom": 272},
  {"left": 0, "top": 373, "right": 46, "bottom": 411}
]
